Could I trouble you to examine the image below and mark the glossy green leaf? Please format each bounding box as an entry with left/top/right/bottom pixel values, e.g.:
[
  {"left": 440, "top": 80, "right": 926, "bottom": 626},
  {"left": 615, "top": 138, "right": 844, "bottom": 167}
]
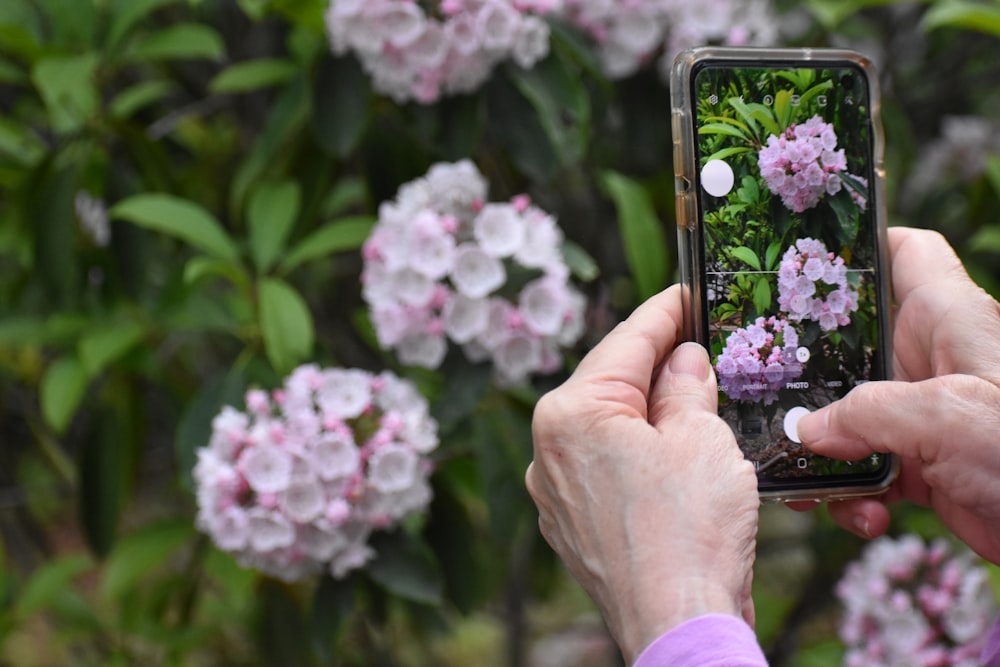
[
  {"left": 79, "top": 405, "right": 132, "bottom": 557},
  {"left": 110, "top": 193, "right": 240, "bottom": 263},
  {"left": 309, "top": 574, "right": 358, "bottom": 661},
  {"left": 129, "top": 23, "right": 225, "bottom": 62},
  {"left": 100, "top": 520, "right": 195, "bottom": 601},
  {"left": 106, "top": 0, "right": 182, "bottom": 51},
  {"left": 729, "top": 246, "right": 762, "bottom": 270},
  {"left": 367, "top": 531, "right": 443, "bottom": 605},
  {"left": 15, "top": 554, "right": 93, "bottom": 618},
  {"left": 209, "top": 59, "right": 298, "bottom": 94},
  {"left": 248, "top": 181, "right": 301, "bottom": 273},
  {"left": 109, "top": 79, "right": 176, "bottom": 119},
  {"left": 562, "top": 239, "right": 600, "bottom": 282},
  {"left": 319, "top": 178, "right": 368, "bottom": 218},
  {"left": 600, "top": 170, "right": 668, "bottom": 301},
  {"left": 752, "top": 277, "right": 772, "bottom": 317},
  {"left": 279, "top": 215, "right": 375, "bottom": 274},
  {"left": 40, "top": 356, "right": 88, "bottom": 434},
  {"left": 312, "top": 55, "right": 371, "bottom": 158},
  {"left": 175, "top": 368, "right": 246, "bottom": 490},
  {"left": 923, "top": 1, "right": 1000, "bottom": 35},
  {"left": 77, "top": 320, "right": 146, "bottom": 379},
  {"left": 31, "top": 54, "right": 99, "bottom": 135},
  {"left": 258, "top": 277, "right": 315, "bottom": 375},
  {"left": 506, "top": 54, "right": 590, "bottom": 171}
]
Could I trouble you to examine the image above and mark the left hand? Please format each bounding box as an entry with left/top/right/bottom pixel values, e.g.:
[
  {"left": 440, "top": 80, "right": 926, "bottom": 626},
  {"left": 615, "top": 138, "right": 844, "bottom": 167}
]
[{"left": 526, "top": 285, "right": 760, "bottom": 664}]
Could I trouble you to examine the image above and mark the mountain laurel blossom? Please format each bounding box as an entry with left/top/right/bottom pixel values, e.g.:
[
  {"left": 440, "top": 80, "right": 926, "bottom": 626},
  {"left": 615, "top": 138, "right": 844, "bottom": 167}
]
[
  {"left": 777, "top": 237, "right": 859, "bottom": 332},
  {"left": 757, "top": 115, "right": 868, "bottom": 213},
  {"left": 325, "top": 0, "right": 555, "bottom": 104},
  {"left": 713, "top": 315, "right": 802, "bottom": 403},
  {"left": 838, "top": 535, "right": 998, "bottom": 667},
  {"left": 193, "top": 365, "right": 439, "bottom": 581},
  {"left": 362, "top": 160, "right": 586, "bottom": 386},
  {"left": 325, "top": 0, "right": 777, "bottom": 103}
]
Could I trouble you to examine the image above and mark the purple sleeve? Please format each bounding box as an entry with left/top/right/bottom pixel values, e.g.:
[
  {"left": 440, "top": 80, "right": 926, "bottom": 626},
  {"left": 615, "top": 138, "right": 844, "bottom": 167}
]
[
  {"left": 632, "top": 614, "right": 768, "bottom": 667},
  {"left": 982, "top": 614, "right": 1000, "bottom": 666}
]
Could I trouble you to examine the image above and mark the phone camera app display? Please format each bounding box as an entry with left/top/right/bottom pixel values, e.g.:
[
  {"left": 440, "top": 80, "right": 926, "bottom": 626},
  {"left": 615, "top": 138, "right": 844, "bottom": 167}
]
[{"left": 691, "top": 63, "right": 888, "bottom": 487}]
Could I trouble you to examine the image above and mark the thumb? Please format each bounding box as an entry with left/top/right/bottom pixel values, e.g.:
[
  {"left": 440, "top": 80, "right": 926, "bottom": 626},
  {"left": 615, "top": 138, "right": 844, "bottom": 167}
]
[
  {"left": 797, "top": 376, "right": 988, "bottom": 462},
  {"left": 648, "top": 342, "right": 719, "bottom": 426}
]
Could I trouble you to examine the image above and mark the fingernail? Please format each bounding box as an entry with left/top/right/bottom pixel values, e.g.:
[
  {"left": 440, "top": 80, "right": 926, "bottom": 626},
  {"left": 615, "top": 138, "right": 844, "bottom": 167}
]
[
  {"left": 796, "top": 409, "right": 827, "bottom": 445},
  {"left": 853, "top": 514, "right": 870, "bottom": 538},
  {"left": 667, "top": 342, "right": 711, "bottom": 381}
]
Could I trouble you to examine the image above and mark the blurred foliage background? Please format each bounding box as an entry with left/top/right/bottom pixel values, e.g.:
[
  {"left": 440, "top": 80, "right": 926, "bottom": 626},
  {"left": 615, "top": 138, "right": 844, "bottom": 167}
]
[{"left": 1, "top": 0, "right": 999, "bottom": 665}]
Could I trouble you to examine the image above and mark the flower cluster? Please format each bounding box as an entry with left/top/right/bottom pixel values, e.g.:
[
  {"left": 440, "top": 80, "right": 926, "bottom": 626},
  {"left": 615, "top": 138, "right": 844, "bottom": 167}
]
[
  {"left": 758, "top": 115, "right": 868, "bottom": 213},
  {"left": 838, "top": 535, "right": 998, "bottom": 667},
  {"left": 325, "top": 0, "right": 555, "bottom": 104},
  {"left": 362, "top": 160, "right": 586, "bottom": 386},
  {"left": 714, "top": 315, "right": 802, "bottom": 403},
  {"left": 777, "top": 237, "right": 859, "bottom": 332},
  {"left": 560, "top": 0, "right": 777, "bottom": 80},
  {"left": 193, "top": 365, "right": 439, "bottom": 582}
]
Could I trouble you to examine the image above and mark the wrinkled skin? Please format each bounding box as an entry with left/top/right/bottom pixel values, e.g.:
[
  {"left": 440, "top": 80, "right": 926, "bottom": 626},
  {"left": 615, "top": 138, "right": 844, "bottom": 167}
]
[
  {"left": 526, "top": 286, "right": 760, "bottom": 664},
  {"left": 798, "top": 227, "right": 1000, "bottom": 565}
]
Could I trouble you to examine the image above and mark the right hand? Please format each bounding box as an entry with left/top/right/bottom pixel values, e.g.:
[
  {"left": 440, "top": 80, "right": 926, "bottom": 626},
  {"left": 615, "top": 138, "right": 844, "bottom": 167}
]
[{"left": 798, "top": 227, "right": 1000, "bottom": 564}]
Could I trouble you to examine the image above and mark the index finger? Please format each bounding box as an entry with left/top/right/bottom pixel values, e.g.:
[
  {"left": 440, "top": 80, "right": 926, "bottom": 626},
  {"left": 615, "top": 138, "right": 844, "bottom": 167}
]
[{"left": 569, "top": 284, "right": 685, "bottom": 396}]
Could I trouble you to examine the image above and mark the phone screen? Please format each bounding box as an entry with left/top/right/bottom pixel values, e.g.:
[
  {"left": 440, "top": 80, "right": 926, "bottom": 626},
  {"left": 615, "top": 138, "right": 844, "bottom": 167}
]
[{"left": 687, "top": 59, "right": 892, "bottom": 494}]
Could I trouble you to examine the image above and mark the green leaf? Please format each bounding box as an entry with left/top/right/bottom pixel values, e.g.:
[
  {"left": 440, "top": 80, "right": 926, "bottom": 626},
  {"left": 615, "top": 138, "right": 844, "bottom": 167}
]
[
  {"left": 129, "top": 23, "right": 225, "bottom": 61},
  {"left": 506, "top": 53, "right": 590, "bottom": 171},
  {"left": 309, "top": 575, "right": 358, "bottom": 661},
  {"left": 702, "top": 145, "right": 753, "bottom": 164},
  {"left": 987, "top": 155, "right": 1000, "bottom": 199},
  {"left": 562, "top": 240, "right": 600, "bottom": 282},
  {"left": 106, "top": 0, "right": 182, "bottom": 52},
  {"left": 109, "top": 79, "right": 176, "bottom": 119},
  {"left": 312, "top": 55, "right": 371, "bottom": 158},
  {"left": 279, "top": 216, "right": 375, "bottom": 274},
  {"left": 0, "top": 117, "right": 45, "bottom": 166},
  {"left": 230, "top": 75, "right": 309, "bottom": 213},
  {"left": 752, "top": 277, "right": 772, "bottom": 316},
  {"left": 698, "top": 122, "right": 752, "bottom": 140},
  {"left": 969, "top": 225, "right": 1000, "bottom": 253},
  {"left": 31, "top": 53, "right": 99, "bottom": 135},
  {"left": 773, "top": 89, "right": 793, "bottom": 130},
  {"left": 40, "top": 357, "right": 88, "bottom": 434},
  {"left": 319, "top": 178, "right": 368, "bottom": 218},
  {"left": 110, "top": 193, "right": 240, "bottom": 263},
  {"left": 601, "top": 171, "right": 668, "bottom": 301},
  {"left": 248, "top": 181, "right": 301, "bottom": 273},
  {"left": 15, "top": 554, "right": 93, "bottom": 618},
  {"left": 79, "top": 405, "right": 132, "bottom": 557},
  {"left": 175, "top": 368, "right": 246, "bottom": 490},
  {"left": 729, "top": 246, "right": 761, "bottom": 270},
  {"left": 209, "top": 58, "right": 298, "bottom": 94},
  {"left": 367, "top": 531, "right": 444, "bottom": 605},
  {"left": 764, "top": 241, "right": 782, "bottom": 271},
  {"left": 100, "top": 520, "right": 194, "bottom": 601},
  {"left": 258, "top": 277, "right": 315, "bottom": 375},
  {"left": 77, "top": 320, "right": 146, "bottom": 379},
  {"left": 923, "top": 0, "right": 1000, "bottom": 35}
]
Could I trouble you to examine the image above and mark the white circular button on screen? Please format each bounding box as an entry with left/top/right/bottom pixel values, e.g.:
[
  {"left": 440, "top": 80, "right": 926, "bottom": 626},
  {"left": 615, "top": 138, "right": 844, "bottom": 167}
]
[
  {"left": 701, "top": 159, "right": 735, "bottom": 197},
  {"left": 795, "top": 346, "right": 811, "bottom": 363},
  {"left": 784, "top": 406, "right": 811, "bottom": 444}
]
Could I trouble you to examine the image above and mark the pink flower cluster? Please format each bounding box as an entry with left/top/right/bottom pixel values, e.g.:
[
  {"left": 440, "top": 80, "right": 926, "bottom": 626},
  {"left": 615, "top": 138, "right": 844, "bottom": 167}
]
[
  {"left": 777, "top": 237, "right": 859, "bottom": 332},
  {"left": 561, "top": 0, "right": 777, "bottom": 80},
  {"left": 758, "top": 115, "right": 868, "bottom": 213},
  {"left": 193, "top": 365, "right": 439, "bottom": 582},
  {"left": 838, "top": 535, "right": 997, "bottom": 667},
  {"left": 714, "top": 315, "right": 802, "bottom": 403},
  {"left": 362, "top": 160, "right": 586, "bottom": 386},
  {"left": 325, "top": 0, "right": 556, "bottom": 104}
]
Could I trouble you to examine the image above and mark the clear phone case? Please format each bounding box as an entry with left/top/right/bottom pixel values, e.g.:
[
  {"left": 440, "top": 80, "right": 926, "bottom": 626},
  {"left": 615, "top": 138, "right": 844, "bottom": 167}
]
[{"left": 670, "top": 47, "right": 897, "bottom": 502}]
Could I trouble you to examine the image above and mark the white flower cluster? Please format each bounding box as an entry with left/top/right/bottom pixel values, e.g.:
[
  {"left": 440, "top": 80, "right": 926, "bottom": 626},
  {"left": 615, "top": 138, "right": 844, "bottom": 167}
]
[
  {"left": 193, "top": 365, "right": 438, "bottom": 581},
  {"left": 838, "top": 535, "right": 998, "bottom": 667},
  {"left": 560, "top": 0, "right": 778, "bottom": 80},
  {"left": 362, "top": 160, "right": 586, "bottom": 386},
  {"left": 325, "top": 0, "right": 556, "bottom": 104}
]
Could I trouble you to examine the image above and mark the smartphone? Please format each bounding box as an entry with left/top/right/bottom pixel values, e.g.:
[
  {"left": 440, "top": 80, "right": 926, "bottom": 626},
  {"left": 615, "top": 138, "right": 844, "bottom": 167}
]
[{"left": 671, "top": 47, "right": 898, "bottom": 502}]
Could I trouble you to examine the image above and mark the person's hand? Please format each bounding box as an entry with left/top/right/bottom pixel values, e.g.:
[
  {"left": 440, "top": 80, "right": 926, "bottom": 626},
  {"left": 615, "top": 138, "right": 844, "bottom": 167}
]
[
  {"left": 526, "top": 285, "right": 760, "bottom": 664},
  {"left": 798, "top": 227, "right": 1000, "bottom": 564}
]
